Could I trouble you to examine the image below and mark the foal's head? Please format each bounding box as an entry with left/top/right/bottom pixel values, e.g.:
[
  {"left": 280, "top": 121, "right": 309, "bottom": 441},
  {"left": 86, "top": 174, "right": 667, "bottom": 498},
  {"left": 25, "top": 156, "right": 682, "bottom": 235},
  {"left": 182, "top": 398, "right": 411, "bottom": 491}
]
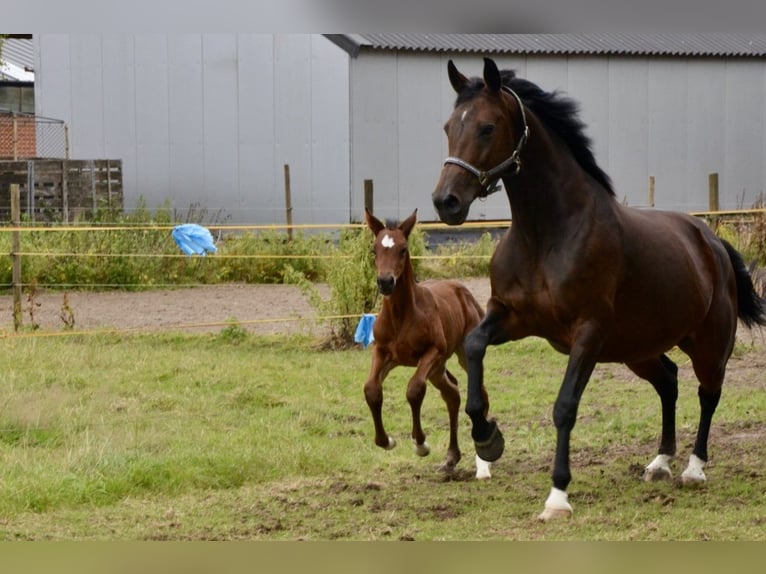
[{"left": 365, "top": 208, "right": 417, "bottom": 296}]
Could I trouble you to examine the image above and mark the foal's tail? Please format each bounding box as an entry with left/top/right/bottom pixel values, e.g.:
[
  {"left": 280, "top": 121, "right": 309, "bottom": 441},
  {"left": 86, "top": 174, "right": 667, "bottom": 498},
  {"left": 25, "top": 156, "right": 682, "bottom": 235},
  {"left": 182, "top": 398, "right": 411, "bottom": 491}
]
[{"left": 721, "top": 239, "right": 766, "bottom": 328}]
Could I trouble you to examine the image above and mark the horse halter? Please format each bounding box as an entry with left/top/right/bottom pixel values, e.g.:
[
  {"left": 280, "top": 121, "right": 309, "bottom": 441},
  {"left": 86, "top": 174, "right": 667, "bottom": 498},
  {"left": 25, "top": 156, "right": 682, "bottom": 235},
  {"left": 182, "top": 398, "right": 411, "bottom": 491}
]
[{"left": 443, "top": 86, "right": 530, "bottom": 197}]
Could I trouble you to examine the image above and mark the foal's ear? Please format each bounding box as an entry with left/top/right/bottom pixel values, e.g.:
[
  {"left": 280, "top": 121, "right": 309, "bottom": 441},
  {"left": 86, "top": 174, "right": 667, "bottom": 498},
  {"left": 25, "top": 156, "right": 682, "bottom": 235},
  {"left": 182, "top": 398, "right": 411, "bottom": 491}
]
[
  {"left": 399, "top": 209, "right": 418, "bottom": 239},
  {"left": 448, "top": 60, "right": 468, "bottom": 94},
  {"left": 483, "top": 57, "right": 502, "bottom": 94},
  {"left": 364, "top": 207, "right": 385, "bottom": 237}
]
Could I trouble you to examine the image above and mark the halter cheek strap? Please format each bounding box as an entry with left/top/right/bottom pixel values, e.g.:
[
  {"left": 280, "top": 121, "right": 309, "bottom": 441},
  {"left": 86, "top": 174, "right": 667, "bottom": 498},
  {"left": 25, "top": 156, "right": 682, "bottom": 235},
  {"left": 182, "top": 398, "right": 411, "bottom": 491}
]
[{"left": 443, "top": 86, "right": 530, "bottom": 197}]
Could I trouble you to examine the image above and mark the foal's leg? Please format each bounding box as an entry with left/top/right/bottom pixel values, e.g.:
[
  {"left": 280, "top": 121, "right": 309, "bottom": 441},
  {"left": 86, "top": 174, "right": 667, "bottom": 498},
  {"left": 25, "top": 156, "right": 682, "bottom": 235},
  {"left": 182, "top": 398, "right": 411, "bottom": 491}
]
[
  {"left": 429, "top": 367, "right": 461, "bottom": 472},
  {"left": 407, "top": 347, "right": 444, "bottom": 457},
  {"left": 626, "top": 355, "right": 679, "bottom": 481},
  {"left": 363, "top": 348, "right": 396, "bottom": 450}
]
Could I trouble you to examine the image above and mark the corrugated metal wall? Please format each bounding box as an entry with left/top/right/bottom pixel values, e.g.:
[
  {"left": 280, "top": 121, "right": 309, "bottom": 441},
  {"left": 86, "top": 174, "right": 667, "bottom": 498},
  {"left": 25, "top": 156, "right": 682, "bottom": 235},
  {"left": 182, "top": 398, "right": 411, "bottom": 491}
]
[
  {"left": 350, "top": 52, "right": 766, "bottom": 222},
  {"left": 34, "top": 34, "right": 350, "bottom": 224},
  {"left": 34, "top": 35, "right": 766, "bottom": 224}
]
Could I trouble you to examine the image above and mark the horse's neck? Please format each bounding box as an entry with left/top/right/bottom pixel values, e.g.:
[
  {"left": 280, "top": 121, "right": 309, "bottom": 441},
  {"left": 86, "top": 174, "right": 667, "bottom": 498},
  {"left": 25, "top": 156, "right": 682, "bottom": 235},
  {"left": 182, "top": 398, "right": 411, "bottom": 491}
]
[
  {"left": 503, "top": 117, "right": 598, "bottom": 245},
  {"left": 381, "top": 261, "right": 419, "bottom": 319}
]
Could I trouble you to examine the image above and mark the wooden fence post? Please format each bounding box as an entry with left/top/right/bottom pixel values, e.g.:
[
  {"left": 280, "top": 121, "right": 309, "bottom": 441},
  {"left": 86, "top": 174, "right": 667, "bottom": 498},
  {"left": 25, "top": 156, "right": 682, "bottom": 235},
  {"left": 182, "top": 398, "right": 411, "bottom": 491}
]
[
  {"left": 708, "top": 173, "right": 719, "bottom": 212},
  {"left": 364, "top": 179, "right": 374, "bottom": 215},
  {"left": 283, "top": 164, "right": 293, "bottom": 241},
  {"left": 11, "top": 183, "right": 22, "bottom": 331},
  {"left": 648, "top": 175, "right": 655, "bottom": 207},
  {"left": 708, "top": 172, "right": 719, "bottom": 228}
]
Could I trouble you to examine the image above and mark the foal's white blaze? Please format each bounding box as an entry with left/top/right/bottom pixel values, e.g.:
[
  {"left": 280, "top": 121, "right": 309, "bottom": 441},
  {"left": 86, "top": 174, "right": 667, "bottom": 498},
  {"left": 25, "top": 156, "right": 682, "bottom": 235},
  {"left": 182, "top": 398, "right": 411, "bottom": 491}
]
[
  {"left": 681, "top": 454, "right": 707, "bottom": 485},
  {"left": 381, "top": 234, "right": 395, "bottom": 248},
  {"left": 643, "top": 453, "right": 673, "bottom": 481},
  {"left": 475, "top": 454, "right": 492, "bottom": 480}
]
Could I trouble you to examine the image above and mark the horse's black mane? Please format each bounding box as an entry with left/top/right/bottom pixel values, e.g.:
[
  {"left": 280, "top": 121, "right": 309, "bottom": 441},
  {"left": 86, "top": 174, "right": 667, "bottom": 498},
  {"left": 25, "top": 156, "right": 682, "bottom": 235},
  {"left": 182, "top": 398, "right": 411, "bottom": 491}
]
[{"left": 457, "top": 70, "right": 614, "bottom": 196}]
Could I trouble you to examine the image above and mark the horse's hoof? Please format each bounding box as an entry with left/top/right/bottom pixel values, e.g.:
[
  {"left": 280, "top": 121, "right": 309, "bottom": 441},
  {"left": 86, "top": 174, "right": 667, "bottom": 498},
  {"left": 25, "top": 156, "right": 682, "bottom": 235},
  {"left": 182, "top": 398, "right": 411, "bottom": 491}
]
[
  {"left": 474, "top": 421, "right": 504, "bottom": 462},
  {"left": 538, "top": 507, "right": 572, "bottom": 522},
  {"left": 383, "top": 436, "right": 396, "bottom": 450},
  {"left": 538, "top": 487, "right": 573, "bottom": 522},
  {"left": 680, "top": 454, "right": 706, "bottom": 486},
  {"left": 475, "top": 454, "right": 492, "bottom": 480},
  {"left": 642, "top": 454, "right": 672, "bottom": 482},
  {"left": 414, "top": 441, "right": 430, "bottom": 457},
  {"left": 643, "top": 467, "right": 672, "bottom": 482}
]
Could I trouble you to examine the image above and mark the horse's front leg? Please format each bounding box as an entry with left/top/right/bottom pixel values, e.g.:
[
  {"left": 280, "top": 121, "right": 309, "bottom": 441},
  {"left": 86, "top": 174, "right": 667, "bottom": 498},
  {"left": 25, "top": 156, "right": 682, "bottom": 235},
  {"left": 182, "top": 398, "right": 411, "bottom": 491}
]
[
  {"left": 463, "top": 299, "right": 514, "bottom": 462},
  {"left": 363, "top": 348, "right": 396, "bottom": 450},
  {"left": 539, "top": 323, "right": 602, "bottom": 522}
]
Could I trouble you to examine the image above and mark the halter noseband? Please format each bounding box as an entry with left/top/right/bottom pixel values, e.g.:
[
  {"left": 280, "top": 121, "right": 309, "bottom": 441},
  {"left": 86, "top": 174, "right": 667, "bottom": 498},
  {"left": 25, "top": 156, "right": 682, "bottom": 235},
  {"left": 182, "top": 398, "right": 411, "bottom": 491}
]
[{"left": 443, "top": 86, "right": 530, "bottom": 197}]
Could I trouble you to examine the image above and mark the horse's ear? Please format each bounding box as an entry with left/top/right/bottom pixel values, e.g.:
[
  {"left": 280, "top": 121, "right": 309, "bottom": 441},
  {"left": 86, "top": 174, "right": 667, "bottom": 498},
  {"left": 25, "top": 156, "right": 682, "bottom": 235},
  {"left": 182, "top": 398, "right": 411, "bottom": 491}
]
[
  {"left": 399, "top": 209, "right": 418, "bottom": 239},
  {"left": 483, "top": 57, "right": 502, "bottom": 94},
  {"left": 364, "top": 207, "right": 385, "bottom": 237},
  {"left": 448, "top": 60, "right": 468, "bottom": 94}
]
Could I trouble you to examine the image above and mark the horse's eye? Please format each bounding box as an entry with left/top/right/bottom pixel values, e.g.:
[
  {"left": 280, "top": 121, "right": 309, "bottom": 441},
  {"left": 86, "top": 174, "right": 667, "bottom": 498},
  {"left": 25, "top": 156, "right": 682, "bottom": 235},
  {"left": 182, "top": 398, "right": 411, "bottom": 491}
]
[
  {"left": 400, "top": 248, "right": 408, "bottom": 258},
  {"left": 479, "top": 123, "right": 495, "bottom": 137}
]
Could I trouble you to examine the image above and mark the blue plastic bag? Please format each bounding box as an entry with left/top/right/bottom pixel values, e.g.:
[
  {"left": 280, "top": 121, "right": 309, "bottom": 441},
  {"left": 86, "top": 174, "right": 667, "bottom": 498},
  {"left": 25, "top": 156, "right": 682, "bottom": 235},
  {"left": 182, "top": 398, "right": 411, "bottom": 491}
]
[
  {"left": 172, "top": 224, "right": 218, "bottom": 256},
  {"left": 354, "top": 313, "right": 376, "bottom": 348}
]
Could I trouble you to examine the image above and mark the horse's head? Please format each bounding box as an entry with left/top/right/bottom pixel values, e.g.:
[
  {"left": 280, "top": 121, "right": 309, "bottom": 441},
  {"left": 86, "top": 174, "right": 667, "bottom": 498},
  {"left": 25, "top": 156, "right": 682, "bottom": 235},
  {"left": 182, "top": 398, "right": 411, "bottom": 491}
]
[
  {"left": 432, "top": 57, "right": 528, "bottom": 225},
  {"left": 365, "top": 208, "right": 417, "bottom": 296}
]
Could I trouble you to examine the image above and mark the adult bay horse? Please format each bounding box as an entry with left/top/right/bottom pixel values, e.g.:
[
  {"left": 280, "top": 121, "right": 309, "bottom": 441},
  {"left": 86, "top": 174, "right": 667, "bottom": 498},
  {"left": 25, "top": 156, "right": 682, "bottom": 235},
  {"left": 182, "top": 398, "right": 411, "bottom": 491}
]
[
  {"left": 431, "top": 58, "right": 766, "bottom": 521},
  {"left": 363, "top": 208, "right": 492, "bottom": 479}
]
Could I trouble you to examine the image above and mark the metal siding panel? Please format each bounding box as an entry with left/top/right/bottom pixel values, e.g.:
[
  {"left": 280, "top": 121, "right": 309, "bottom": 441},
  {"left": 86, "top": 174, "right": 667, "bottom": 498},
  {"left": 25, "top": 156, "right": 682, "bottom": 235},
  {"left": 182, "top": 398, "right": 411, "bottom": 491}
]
[
  {"left": 648, "top": 60, "right": 689, "bottom": 211},
  {"left": 69, "top": 35, "right": 105, "bottom": 157},
  {"left": 567, "top": 58, "right": 611, "bottom": 180},
  {"left": 396, "top": 54, "right": 443, "bottom": 220},
  {"left": 350, "top": 53, "right": 399, "bottom": 220},
  {"left": 237, "top": 34, "right": 278, "bottom": 224},
  {"left": 310, "top": 34, "right": 350, "bottom": 224},
  {"left": 202, "top": 34, "right": 239, "bottom": 214},
  {"left": 607, "top": 58, "right": 649, "bottom": 208},
  {"left": 101, "top": 35, "right": 138, "bottom": 203},
  {"left": 274, "top": 35, "right": 313, "bottom": 224},
  {"left": 167, "top": 35, "right": 204, "bottom": 210},
  {"left": 723, "top": 61, "right": 765, "bottom": 210},
  {"left": 35, "top": 35, "right": 71, "bottom": 121},
  {"left": 133, "top": 35, "right": 170, "bottom": 198},
  {"left": 686, "top": 60, "right": 726, "bottom": 212}
]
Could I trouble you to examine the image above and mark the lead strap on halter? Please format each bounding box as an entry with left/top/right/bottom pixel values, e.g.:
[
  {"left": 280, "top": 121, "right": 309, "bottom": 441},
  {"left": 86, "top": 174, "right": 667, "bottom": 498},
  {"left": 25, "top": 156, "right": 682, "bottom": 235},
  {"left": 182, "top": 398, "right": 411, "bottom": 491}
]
[{"left": 443, "top": 86, "right": 529, "bottom": 197}]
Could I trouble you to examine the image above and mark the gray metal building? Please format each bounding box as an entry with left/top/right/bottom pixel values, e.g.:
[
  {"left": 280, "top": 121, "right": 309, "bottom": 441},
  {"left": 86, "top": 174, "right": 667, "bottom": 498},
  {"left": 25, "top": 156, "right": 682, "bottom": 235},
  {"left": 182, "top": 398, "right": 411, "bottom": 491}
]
[{"left": 31, "top": 34, "right": 766, "bottom": 224}]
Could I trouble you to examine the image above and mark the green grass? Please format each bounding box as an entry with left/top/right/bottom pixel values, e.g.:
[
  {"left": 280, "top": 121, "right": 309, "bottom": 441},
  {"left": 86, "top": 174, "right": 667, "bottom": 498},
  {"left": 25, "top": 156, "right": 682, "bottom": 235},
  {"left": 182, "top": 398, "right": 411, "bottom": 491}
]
[{"left": 0, "top": 332, "right": 764, "bottom": 540}]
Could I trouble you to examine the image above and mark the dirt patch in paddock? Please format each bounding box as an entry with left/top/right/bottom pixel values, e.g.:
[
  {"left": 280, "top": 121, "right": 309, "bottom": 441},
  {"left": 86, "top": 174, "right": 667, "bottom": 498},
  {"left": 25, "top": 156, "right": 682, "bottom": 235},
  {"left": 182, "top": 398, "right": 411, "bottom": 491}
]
[{"left": 0, "top": 279, "right": 492, "bottom": 336}]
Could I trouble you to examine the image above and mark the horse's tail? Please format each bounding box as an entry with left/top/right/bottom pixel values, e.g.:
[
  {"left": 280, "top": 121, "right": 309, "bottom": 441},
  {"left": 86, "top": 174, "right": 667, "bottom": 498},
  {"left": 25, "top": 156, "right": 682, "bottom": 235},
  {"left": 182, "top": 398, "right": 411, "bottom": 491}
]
[{"left": 721, "top": 239, "right": 766, "bottom": 328}]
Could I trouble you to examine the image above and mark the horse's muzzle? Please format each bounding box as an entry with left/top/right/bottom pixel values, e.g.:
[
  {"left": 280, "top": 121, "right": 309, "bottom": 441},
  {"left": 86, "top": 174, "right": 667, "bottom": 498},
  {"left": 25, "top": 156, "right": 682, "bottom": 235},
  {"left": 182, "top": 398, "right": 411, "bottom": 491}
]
[
  {"left": 377, "top": 276, "right": 395, "bottom": 296},
  {"left": 432, "top": 192, "right": 468, "bottom": 225}
]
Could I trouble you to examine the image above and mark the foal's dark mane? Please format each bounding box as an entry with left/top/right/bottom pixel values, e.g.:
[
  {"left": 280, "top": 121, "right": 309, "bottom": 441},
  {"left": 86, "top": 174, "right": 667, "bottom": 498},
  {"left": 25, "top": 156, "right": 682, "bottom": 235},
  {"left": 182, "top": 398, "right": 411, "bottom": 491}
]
[{"left": 456, "top": 70, "right": 614, "bottom": 196}]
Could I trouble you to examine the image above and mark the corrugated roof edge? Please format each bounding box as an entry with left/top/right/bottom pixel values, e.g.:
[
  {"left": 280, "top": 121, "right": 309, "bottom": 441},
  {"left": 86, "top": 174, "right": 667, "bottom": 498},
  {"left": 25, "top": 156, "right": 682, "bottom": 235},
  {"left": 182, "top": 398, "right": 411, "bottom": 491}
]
[{"left": 323, "top": 34, "right": 766, "bottom": 58}]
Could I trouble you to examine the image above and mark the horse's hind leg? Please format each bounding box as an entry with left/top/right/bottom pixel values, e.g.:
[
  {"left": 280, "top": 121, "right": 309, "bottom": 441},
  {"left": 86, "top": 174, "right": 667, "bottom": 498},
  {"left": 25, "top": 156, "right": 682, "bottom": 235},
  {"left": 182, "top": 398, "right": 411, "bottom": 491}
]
[
  {"left": 626, "top": 355, "right": 679, "bottom": 481},
  {"left": 429, "top": 367, "right": 462, "bottom": 473},
  {"left": 679, "top": 343, "right": 727, "bottom": 485}
]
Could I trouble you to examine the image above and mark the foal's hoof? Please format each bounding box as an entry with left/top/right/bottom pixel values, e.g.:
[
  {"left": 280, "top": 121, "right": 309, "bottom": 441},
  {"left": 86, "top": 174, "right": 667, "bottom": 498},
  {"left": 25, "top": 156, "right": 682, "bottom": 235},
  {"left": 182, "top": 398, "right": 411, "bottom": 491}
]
[
  {"left": 473, "top": 421, "right": 504, "bottom": 462},
  {"left": 381, "top": 436, "right": 396, "bottom": 450}
]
